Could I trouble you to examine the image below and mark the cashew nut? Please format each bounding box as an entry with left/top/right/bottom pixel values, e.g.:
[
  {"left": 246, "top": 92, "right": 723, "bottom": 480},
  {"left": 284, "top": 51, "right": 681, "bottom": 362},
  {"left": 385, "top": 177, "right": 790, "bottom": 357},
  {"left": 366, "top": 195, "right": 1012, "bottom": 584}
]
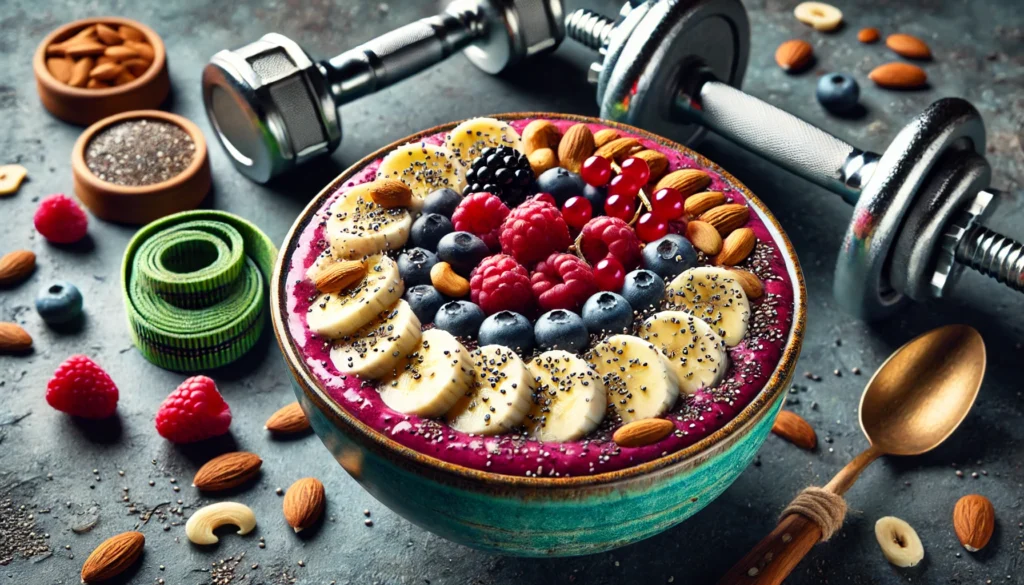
[
  {"left": 874, "top": 516, "right": 925, "bottom": 567},
  {"left": 185, "top": 502, "right": 256, "bottom": 545}
]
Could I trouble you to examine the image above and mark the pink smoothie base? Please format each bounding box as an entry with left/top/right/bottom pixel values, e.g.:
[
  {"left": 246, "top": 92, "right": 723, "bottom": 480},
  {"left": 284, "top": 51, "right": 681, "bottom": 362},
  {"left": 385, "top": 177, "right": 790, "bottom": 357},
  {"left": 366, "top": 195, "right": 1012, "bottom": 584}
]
[{"left": 284, "top": 119, "right": 795, "bottom": 478}]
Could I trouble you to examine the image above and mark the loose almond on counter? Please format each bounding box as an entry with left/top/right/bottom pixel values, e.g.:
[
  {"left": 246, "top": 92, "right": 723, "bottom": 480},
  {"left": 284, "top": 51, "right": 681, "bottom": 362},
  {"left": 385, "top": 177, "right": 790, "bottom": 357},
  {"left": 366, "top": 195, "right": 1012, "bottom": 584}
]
[
  {"left": 775, "top": 39, "right": 814, "bottom": 73},
  {"left": 613, "top": 418, "right": 675, "bottom": 447},
  {"left": 0, "top": 323, "right": 33, "bottom": 353},
  {"left": 80, "top": 531, "right": 145, "bottom": 583},
  {"left": 953, "top": 494, "right": 995, "bottom": 552},
  {"left": 521, "top": 120, "right": 561, "bottom": 154},
  {"left": 728, "top": 268, "right": 764, "bottom": 299},
  {"left": 557, "top": 123, "right": 596, "bottom": 173},
  {"left": 716, "top": 227, "right": 756, "bottom": 266},
  {"left": 771, "top": 410, "right": 817, "bottom": 449},
  {"left": 858, "top": 27, "right": 881, "bottom": 43},
  {"left": 266, "top": 402, "right": 311, "bottom": 435},
  {"left": 686, "top": 220, "right": 723, "bottom": 256},
  {"left": 283, "top": 477, "right": 326, "bottom": 533},
  {"left": 683, "top": 191, "right": 726, "bottom": 217},
  {"left": 369, "top": 179, "right": 413, "bottom": 209},
  {"left": 700, "top": 203, "right": 750, "bottom": 236},
  {"left": 192, "top": 451, "right": 263, "bottom": 492},
  {"left": 314, "top": 260, "right": 366, "bottom": 294},
  {"left": 431, "top": 262, "right": 470, "bottom": 297},
  {"left": 886, "top": 33, "right": 932, "bottom": 60},
  {"left": 869, "top": 62, "right": 928, "bottom": 89},
  {"left": 0, "top": 250, "right": 36, "bottom": 286},
  {"left": 655, "top": 168, "right": 711, "bottom": 195}
]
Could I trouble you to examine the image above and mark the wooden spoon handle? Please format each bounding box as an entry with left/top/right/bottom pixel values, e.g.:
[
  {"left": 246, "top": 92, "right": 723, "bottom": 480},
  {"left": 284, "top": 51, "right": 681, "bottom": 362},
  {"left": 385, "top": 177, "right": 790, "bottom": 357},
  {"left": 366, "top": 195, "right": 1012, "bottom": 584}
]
[{"left": 716, "top": 512, "right": 822, "bottom": 584}]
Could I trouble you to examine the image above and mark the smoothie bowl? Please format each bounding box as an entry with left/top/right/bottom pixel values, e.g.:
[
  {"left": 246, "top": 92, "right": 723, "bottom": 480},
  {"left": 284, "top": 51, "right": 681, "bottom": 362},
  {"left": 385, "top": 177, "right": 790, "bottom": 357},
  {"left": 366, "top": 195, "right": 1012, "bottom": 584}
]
[{"left": 270, "top": 113, "right": 805, "bottom": 556}]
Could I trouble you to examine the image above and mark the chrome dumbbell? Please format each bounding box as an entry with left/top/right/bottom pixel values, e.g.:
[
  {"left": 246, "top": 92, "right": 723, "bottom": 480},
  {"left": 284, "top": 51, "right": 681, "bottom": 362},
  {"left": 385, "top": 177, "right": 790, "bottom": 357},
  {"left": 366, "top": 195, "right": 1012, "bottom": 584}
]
[
  {"left": 565, "top": 0, "right": 1023, "bottom": 320},
  {"left": 202, "top": 0, "right": 564, "bottom": 183}
]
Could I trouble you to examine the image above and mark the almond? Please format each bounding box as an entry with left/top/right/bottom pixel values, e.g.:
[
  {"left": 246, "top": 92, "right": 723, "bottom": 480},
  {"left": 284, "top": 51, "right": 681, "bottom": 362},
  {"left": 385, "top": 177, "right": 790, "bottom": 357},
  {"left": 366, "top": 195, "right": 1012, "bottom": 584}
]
[
  {"left": 655, "top": 169, "right": 712, "bottom": 196},
  {"left": 700, "top": 203, "right": 750, "bottom": 236},
  {"left": 87, "top": 79, "right": 110, "bottom": 89},
  {"left": 96, "top": 24, "right": 123, "bottom": 45},
  {"left": 632, "top": 150, "right": 669, "bottom": 182},
  {"left": 124, "top": 40, "right": 154, "bottom": 62},
  {"left": 728, "top": 268, "right": 764, "bottom": 299},
  {"left": 314, "top": 260, "right": 366, "bottom": 294},
  {"left": 193, "top": 452, "right": 263, "bottom": 492},
  {"left": 89, "top": 63, "right": 123, "bottom": 81},
  {"left": 528, "top": 148, "right": 558, "bottom": 176},
  {"left": 80, "top": 531, "right": 144, "bottom": 583},
  {"left": 858, "top": 27, "right": 880, "bottom": 43},
  {"left": 771, "top": 410, "right": 816, "bottom": 450},
  {"left": 265, "top": 402, "right": 311, "bottom": 435},
  {"left": 869, "top": 62, "right": 927, "bottom": 89},
  {"left": 613, "top": 418, "right": 675, "bottom": 447},
  {"left": 593, "top": 128, "right": 620, "bottom": 148},
  {"left": 104, "top": 45, "right": 139, "bottom": 60},
  {"left": 121, "top": 58, "right": 151, "bottom": 77},
  {"left": 716, "top": 227, "right": 756, "bottom": 266},
  {"left": 114, "top": 70, "right": 137, "bottom": 86},
  {"left": 886, "top": 33, "right": 932, "bottom": 60},
  {"left": 0, "top": 323, "right": 32, "bottom": 353},
  {"left": 594, "top": 137, "right": 642, "bottom": 162},
  {"left": 775, "top": 39, "right": 814, "bottom": 72},
  {"left": 118, "top": 25, "right": 145, "bottom": 42},
  {"left": 953, "top": 494, "right": 995, "bottom": 552},
  {"left": 46, "top": 57, "right": 74, "bottom": 83},
  {"left": 683, "top": 191, "right": 726, "bottom": 217},
  {"left": 557, "top": 123, "right": 596, "bottom": 173},
  {"left": 521, "top": 120, "right": 561, "bottom": 154},
  {"left": 0, "top": 250, "right": 36, "bottom": 286},
  {"left": 431, "top": 262, "right": 470, "bottom": 297},
  {"left": 369, "top": 178, "right": 413, "bottom": 209},
  {"left": 65, "top": 41, "right": 108, "bottom": 58},
  {"left": 283, "top": 477, "right": 325, "bottom": 532},
  {"left": 69, "top": 58, "right": 94, "bottom": 87},
  {"left": 686, "top": 221, "right": 723, "bottom": 255}
]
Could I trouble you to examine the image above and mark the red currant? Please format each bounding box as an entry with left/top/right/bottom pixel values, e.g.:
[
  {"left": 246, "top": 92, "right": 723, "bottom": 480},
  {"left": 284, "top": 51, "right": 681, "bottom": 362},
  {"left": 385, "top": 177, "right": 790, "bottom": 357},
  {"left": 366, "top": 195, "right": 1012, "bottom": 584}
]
[
  {"left": 580, "top": 156, "right": 612, "bottom": 187},
  {"left": 620, "top": 157, "right": 651, "bottom": 186},
  {"left": 531, "top": 192, "right": 556, "bottom": 206},
  {"left": 607, "top": 174, "right": 640, "bottom": 199},
  {"left": 636, "top": 212, "right": 669, "bottom": 243},
  {"left": 603, "top": 193, "right": 637, "bottom": 222},
  {"left": 651, "top": 187, "right": 684, "bottom": 220},
  {"left": 561, "top": 196, "right": 593, "bottom": 229},
  {"left": 593, "top": 256, "right": 626, "bottom": 291}
]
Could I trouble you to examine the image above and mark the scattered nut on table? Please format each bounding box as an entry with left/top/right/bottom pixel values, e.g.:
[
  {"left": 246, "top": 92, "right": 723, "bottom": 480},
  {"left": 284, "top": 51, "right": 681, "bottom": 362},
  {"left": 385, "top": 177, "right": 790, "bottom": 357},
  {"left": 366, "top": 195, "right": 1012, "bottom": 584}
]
[{"left": 185, "top": 501, "right": 257, "bottom": 545}]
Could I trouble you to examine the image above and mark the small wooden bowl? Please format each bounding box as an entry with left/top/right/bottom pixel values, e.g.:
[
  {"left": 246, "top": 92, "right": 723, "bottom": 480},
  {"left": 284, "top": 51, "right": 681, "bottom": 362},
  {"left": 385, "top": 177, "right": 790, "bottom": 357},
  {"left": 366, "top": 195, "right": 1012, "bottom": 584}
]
[
  {"left": 34, "top": 17, "right": 170, "bottom": 126},
  {"left": 72, "top": 110, "right": 211, "bottom": 224}
]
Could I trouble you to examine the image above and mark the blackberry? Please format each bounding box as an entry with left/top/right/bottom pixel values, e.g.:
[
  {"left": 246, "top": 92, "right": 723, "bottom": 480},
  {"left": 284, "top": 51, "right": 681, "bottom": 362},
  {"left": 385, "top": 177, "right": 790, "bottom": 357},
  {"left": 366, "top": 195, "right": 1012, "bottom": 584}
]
[{"left": 464, "top": 146, "right": 534, "bottom": 205}]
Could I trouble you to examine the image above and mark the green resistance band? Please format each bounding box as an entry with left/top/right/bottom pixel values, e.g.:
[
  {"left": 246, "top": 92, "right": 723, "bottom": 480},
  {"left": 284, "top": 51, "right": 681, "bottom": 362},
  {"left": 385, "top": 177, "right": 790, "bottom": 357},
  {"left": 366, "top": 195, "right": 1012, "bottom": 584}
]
[{"left": 121, "top": 210, "right": 278, "bottom": 372}]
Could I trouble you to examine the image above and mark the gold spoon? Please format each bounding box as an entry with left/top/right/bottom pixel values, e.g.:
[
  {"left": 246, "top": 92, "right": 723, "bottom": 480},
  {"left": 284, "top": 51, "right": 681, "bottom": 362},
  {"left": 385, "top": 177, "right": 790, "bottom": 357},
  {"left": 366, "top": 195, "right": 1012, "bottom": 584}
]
[{"left": 718, "top": 324, "right": 986, "bottom": 585}]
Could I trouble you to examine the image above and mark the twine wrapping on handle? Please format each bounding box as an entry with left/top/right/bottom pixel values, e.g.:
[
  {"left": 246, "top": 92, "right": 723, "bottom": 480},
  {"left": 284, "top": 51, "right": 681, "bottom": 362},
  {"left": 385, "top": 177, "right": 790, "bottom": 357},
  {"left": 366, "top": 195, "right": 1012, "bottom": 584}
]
[{"left": 779, "top": 487, "right": 847, "bottom": 541}]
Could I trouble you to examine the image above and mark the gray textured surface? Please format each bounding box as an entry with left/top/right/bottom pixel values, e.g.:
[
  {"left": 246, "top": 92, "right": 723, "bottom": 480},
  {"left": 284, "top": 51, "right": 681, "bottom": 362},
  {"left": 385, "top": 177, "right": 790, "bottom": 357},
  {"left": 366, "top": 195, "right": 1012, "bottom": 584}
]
[{"left": 1, "top": 1, "right": 1022, "bottom": 584}]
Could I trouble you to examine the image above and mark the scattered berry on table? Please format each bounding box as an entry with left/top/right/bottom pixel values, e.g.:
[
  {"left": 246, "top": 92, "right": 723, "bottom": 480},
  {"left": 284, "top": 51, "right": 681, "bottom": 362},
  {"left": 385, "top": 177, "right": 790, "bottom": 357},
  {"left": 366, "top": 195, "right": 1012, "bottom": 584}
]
[
  {"left": 582, "top": 184, "right": 607, "bottom": 214},
  {"left": 619, "top": 156, "right": 651, "bottom": 186},
  {"left": 581, "top": 291, "right": 633, "bottom": 335},
  {"left": 603, "top": 192, "right": 637, "bottom": 222},
  {"left": 530, "top": 253, "right": 597, "bottom": 312},
  {"left": 464, "top": 146, "right": 533, "bottom": 206},
  {"left": 433, "top": 300, "right": 486, "bottom": 339},
  {"left": 636, "top": 212, "right": 669, "bottom": 243},
  {"left": 397, "top": 248, "right": 439, "bottom": 286},
  {"left": 437, "top": 231, "right": 490, "bottom": 276},
  {"left": 469, "top": 254, "right": 534, "bottom": 315},
  {"left": 451, "top": 192, "right": 510, "bottom": 251},
  {"left": 580, "top": 155, "right": 612, "bottom": 187},
  {"left": 651, "top": 187, "right": 685, "bottom": 220},
  {"left": 499, "top": 198, "right": 572, "bottom": 267},
  {"left": 816, "top": 73, "right": 860, "bottom": 115},
  {"left": 561, "top": 196, "right": 593, "bottom": 230},
  {"left": 34, "top": 194, "right": 88, "bottom": 244},
  {"left": 410, "top": 213, "right": 453, "bottom": 251},
  {"left": 642, "top": 234, "right": 697, "bottom": 278},
  {"left": 579, "top": 216, "right": 643, "bottom": 270},
  {"left": 404, "top": 284, "right": 446, "bottom": 324},
  {"left": 478, "top": 310, "right": 535, "bottom": 353},
  {"left": 45, "top": 355, "right": 118, "bottom": 418},
  {"left": 534, "top": 309, "right": 589, "bottom": 352},
  {"left": 619, "top": 269, "right": 665, "bottom": 311},
  {"left": 422, "top": 188, "right": 463, "bottom": 218},
  {"left": 155, "top": 376, "right": 232, "bottom": 444},
  {"left": 593, "top": 256, "right": 626, "bottom": 292},
  {"left": 535, "top": 167, "right": 586, "bottom": 205},
  {"left": 35, "top": 281, "right": 83, "bottom": 325}
]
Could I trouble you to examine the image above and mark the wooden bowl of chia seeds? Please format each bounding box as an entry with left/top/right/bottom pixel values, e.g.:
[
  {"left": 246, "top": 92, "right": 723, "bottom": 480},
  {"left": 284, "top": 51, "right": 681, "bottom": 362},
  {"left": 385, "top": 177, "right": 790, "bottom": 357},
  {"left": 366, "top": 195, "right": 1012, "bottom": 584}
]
[{"left": 72, "top": 110, "right": 211, "bottom": 224}]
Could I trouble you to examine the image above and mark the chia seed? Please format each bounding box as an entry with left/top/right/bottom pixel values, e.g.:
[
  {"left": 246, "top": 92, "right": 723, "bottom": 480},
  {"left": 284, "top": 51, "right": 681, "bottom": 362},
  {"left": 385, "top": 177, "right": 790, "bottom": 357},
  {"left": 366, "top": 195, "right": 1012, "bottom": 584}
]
[{"left": 85, "top": 119, "right": 195, "bottom": 186}]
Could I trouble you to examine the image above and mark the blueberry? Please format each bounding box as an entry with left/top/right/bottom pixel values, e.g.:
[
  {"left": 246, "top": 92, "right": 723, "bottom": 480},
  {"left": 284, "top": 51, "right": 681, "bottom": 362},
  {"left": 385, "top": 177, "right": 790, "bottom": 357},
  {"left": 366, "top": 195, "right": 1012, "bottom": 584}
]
[
  {"left": 397, "top": 248, "right": 438, "bottom": 286},
  {"left": 535, "top": 167, "right": 586, "bottom": 206},
  {"left": 534, "top": 309, "right": 589, "bottom": 352},
  {"left": 581, "top": 292, "right": 633, "bottom": 335},
  {"left": 620, "top": 269, "right": 665, "bottom": 311},
  {"left": 404, "top": 285, "right": 446, "bottom": 324},
  {"left": 582, "top": 184, "right": 607, "bottom": 212},
  {"left": 35, "top": 281, "right": 83, "bottom": 325},
  {"left": 816, "top": 73, "right": 860, "bottom": 114},
  {"left": 434, "top": 300, "right": 486, "bottom": 339},
  {"left": 436, "top": 231, "right": 489, "bottom": 276},
  {"left": 478, "top": 311, "right": 535, "bottom": 353},
  {"left": 422, "top": 188, "right": 463, "bottom": 218},
  {"left": 410, "top": 213, "right": 453, "bottom": 251},
  {"left": 642, "top": 234, "right": 697, "bottom": 278}
]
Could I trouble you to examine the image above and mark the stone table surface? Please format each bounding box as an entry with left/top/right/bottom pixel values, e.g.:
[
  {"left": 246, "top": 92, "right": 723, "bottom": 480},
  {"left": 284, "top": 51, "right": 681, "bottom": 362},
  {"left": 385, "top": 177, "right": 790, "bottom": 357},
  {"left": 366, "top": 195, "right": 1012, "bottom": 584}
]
[{"left": 1, "top": 0, "right": 1022, "bottom": 584}]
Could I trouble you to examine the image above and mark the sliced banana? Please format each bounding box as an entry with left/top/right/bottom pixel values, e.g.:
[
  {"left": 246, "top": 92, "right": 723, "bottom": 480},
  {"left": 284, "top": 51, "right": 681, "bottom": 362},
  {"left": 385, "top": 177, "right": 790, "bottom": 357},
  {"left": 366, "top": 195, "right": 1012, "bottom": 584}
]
[
  {"left": 306, "top": 254, "right": 404, "bottom": 339},
  {"left": 874, "top": 516, "right": 925, "bottom": 568},
  {"left": 326, "top": 182, "right": 412, "bottom": 259},
  {"left": 586, "top": 335, "right": 680, "bottom": 423},
  {"left": 446, "top": 345, "right": 535, "bottom": 435},
  {"left": 445, "top": 117, "right": 524, "bottom": 169},
  {"left": 375, "top": 142, "right": 465, "bottom": 205},
  {"left": 665, "top": 266, "right": 750, "bottom": 346},
  {"left": 793, "top": 2, "right": 843, "bottom": 32},
  {"left": 524, "top": 350, "right": 606, "bottom": 442},
  {"left": 378, "top": 328, "right": 473, "bottom": 417},
  {"left": 330, "top": 300, "right": 422, "bottom": 379},
  {"left": 639, "top": 311, "right": 729, "bottom": 395}
]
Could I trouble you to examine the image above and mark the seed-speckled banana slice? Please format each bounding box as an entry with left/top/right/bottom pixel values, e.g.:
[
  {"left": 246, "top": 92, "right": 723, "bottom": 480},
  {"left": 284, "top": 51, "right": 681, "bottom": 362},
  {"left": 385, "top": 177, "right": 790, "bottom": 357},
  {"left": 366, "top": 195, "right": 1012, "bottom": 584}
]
[
  {"left": 665, "top": 266, "right": 750, "bottom": 347},
  {"left": 639, "top": 311, "right": 729, "bottom": 395},
  {"left": 445, "top": 345, "right": 535, "bottom": 435},
  {"left": 306, "top": 254, "right": 403, "bottom": 339},
  {"left": 586, "top": 335, "right": 680, "bottom": 422},
  {"left": 324, "top": 182, "right": 412, "bottom": 260},
  {"left": 524, "top": 350, "right": 606, "bottom": 442},
  {"left": 376, "top": 142, "right": 465, "bottom": 205},
  {"left": 445, "top": 117, "right": 524, "bottom": 169},
  {"left": 330, "top": 300, "right": 422, "bottom": 379},
  {"left": 378, "top": 328, "right": 474, "bottom": 417}
]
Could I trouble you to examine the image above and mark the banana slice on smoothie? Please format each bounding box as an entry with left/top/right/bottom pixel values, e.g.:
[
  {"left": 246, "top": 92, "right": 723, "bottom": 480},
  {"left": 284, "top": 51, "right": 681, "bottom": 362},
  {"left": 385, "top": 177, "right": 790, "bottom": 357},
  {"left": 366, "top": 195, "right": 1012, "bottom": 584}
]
[
  {"left": 665, "top": 266, "right": 750, "bottom": 346},
  {"left": 524, "top": 350, "right": 606, "bottom": 442},
  {"left": 375, "top": 142, "right": 465, "bottom": 205},
  {"left": 586, "top": 335, "right": 681, "bottom": 422},
  {"left": 640, "top": 311, "right": 729, "bottom": 395},
  {"left": 378, "top": 328, "right": 474, "bottom": 417},
  {"left": 446, "top": 345, "right": 535, "bottom": 435},
  {"left": 330, "top": 300, "right": 422, "bottom": 379},
  {"left": 326, "top": 182, "right": 413, "bottom": 260},
  {"left": 445, "top": 117, "right": 523, "bottom": 168},
  {"left": 306, "top": 254, "right": 403, "bottom": 339}
]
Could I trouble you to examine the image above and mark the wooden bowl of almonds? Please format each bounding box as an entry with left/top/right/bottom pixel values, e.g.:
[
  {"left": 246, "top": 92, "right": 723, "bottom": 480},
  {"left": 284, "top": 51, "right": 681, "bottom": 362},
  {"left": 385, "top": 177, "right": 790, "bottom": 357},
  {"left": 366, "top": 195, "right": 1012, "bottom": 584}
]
[{"left": 33, "top": 16, "right": 170, "bottom": 125}]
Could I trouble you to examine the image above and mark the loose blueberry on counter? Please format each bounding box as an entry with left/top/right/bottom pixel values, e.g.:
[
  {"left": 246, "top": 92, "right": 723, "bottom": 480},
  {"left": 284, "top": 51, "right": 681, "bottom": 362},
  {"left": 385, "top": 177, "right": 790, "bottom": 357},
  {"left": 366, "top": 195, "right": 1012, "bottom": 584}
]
[
  {"left": 816, "top": 73, "right": 860, "bottom": 115},
  {"left": 434, "top": 300, "right": 486, "bottom": 339},
  {"left": 397, "top": 248, "right": 438, "bottom": 286},
  {"left": 422, "top": 188, "right": 463, "bottom": 218},
  {"left": 405, "top": 285, "right": 446, "bottom": 324},
  {"left": 35, "top": 281, "right": 83, "bottom": 325},
  {"left": 410, "top": 213, "right": 453, "bottom": 251},
  {"left": 535, "top": 167, "right": 586, "bottom": 206},
  {"left": 437, "top": 231, "right": 489, "bottom": 276},
  {"left": 642, "top": 234, "right": 697, "bottom": 278},
  {"left": 535, "top": 309, "right": 589, "bottom": 352},
  {"left": 581, "top": 292, "right": 633, "bottom": 335},
  {"left": 478, "top": 311, "right": 535, "bottom": 353},
  {"left": 620, "top": 269, "right": 665, "bottom": 311}
]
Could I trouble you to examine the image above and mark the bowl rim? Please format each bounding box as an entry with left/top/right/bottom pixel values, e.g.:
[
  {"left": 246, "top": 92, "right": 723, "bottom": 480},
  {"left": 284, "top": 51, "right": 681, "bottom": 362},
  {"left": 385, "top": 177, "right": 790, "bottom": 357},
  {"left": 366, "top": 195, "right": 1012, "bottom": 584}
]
[{"left": 270, "top": 113, "right": 807, "bottom": 488}]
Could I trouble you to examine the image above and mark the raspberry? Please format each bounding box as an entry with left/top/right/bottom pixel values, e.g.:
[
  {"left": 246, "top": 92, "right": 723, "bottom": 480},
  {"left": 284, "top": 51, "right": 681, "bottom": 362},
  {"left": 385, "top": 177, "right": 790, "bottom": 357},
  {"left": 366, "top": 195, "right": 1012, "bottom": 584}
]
[
  {"left": 499, "top": 199, "right": 571, "bottom": 267},
  {"left": 45, "top": 355, "right": 119, "bottom": 418},
  {"left": 579, "top": 216, "right": 642, "bottom": 270},
  {"left": 530, "top": 253, "right": 597, "bottom": 312},
  {"left": 34, "top": 194, "right": 88, "bottom": 244},
  {"left": 470, "top": 254, "right": 534, "bottom": 315},
  {"left": 451, "top": 192, "right": 510, "bottom": 251},
  {"left": 155, "top": 376, "right": 232, "bottom": 444}
]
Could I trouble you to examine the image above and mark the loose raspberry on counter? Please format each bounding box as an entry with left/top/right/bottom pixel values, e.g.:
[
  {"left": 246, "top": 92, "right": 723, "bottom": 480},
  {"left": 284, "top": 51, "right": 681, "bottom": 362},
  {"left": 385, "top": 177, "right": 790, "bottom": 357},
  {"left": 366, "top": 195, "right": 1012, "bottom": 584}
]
[
  {"left": 579, "top": 216, "right": 643, "bottom": 270},
  {"left": 451, "top": 192, "right": 510, "bottom": 251},
  {"left": 499, "top": 199, "right": 571, "bottom": 267},
  {"left": 45, "top": 355, "right": 119, "bottom": 418},
  {"left": 470, "top": 254, "right": 534, "bottom": 316},
  {"left": 34, "top": 194, "right": 88, "bottom": 244},
  {"left": 155, "top": 376, "right": 232, "bottom": 444},
  {"left": 530, "top": 253, "right": 597, "bottom": 312}
]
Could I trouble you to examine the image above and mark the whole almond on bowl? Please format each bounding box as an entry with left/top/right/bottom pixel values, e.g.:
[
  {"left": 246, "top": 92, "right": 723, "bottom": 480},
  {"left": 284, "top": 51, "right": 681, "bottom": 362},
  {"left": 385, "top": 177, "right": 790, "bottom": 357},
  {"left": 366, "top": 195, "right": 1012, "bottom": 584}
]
[
  {"left": 593, "top": 128, "right": 620, "bottom": 148},
  {"left": 683, "top": 191, "right": 727, "bottom": 217},
  {"left": 700, "top": 203, "right": 750, "bottom": 236},
  {"left": 369, "top": 179, "right": 413, "bottom": 209},
  {"left": 886, "top": 33, "right": 932, "bottom": 60},
  {"left": 613, "top": 418, "right": 675, "bottom": 447},
  {"left": 314, "top": 260, "right": 366, "bottom": 294},
  {"left": 716, "top": 227, "right": 756, "bottom": 266},
  {"left": 283, "top": 477, "right": 326, "bottom": 532},
  {"left": 727, "top": 268, "right": 764, "bottom": 299},
  {"left": 528, "top": 148, "right": 558, "bottom": 176},
  {"left": 655, "top": 168, "right": 711, "bottom": 195},
  {"left": 953, "top": 494, "right": 995, "bottom": 552},
  {"left": 775, "top": 39, "right": 814, "bottom": 73},
  {"left": 0, "top": 323, "right": 33, "bottom": 353},
  {"left": 522, "top": 120, "right": 561, "bottom": 154},
  {"left": 869, "top": 62, "right": 928, "bottom": 89},
  {"left": 632, "top": 150, "right": 669, "bottom": 182},
  {"left": 0, "top": 250, "right": 36, "bottom": 286},
  {"left": 686, "top": 220, "right": 723, "bottom": 255},
  {"left": 80, "top": 531, "right": 144, "bottom": 583},
  {"left": 771, "top": 410, "right": 817, "bottom": 450},
  {"left": 557, "top": 123, "right": 596, "bottom": 173},
  {"left": 594, "top": 137, "right": 642, "bottom": 162},
  {"left": 266, "top": 402, "right": 311, "bottom": 434},
  {"left": 192, "top": 451, "right": 263, "bottom": 492}
]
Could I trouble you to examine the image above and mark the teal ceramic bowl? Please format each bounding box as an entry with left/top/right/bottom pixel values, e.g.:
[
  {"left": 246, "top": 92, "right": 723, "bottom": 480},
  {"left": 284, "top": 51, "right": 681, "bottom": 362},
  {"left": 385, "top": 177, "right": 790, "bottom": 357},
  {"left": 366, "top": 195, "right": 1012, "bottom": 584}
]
[{"left": 271, "top": 114, "right": 806, "bottom": 557}]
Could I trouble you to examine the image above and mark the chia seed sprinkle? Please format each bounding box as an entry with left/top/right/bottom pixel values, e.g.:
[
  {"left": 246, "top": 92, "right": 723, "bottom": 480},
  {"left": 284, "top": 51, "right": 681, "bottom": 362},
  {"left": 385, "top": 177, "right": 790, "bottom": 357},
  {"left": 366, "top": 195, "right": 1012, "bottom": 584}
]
[{"left": 85, "top": 119, "right": 195, "bottom": 186}]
